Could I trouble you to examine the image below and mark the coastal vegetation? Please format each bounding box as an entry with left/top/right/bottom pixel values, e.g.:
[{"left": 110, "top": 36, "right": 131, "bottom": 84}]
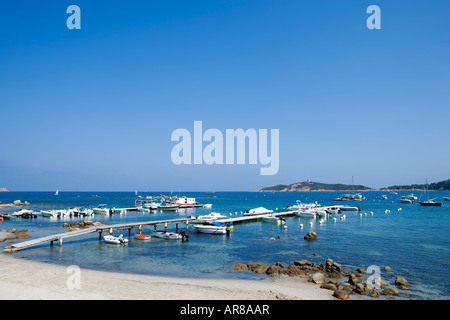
[{"left": 381, "top": 179, "right": 450, "bottom": 191}]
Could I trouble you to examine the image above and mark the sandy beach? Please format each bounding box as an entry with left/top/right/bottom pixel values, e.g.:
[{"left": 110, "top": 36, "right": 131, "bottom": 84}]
[{"left": 0, "top": 254, "right": 333, "bottom": 300}]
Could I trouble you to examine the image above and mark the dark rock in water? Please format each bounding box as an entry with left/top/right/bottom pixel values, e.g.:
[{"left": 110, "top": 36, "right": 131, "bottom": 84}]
[
  {"left": 304, "top": 232, "right": 317, "bottom": 240},
  {"left": 356, "top": 267, "right": 367, "bottom": 274},
  {"left": 333, "top": 290, "right": 349, "bottom": 300},
  {"left": 233, "top": 263, "right": 248, "bottom": 271},
  {"left": 381, "top": 287, "right": 399, "bottom": 296},
  {"left": 395, "top": 276, "right": 410, "bottom": 289}
]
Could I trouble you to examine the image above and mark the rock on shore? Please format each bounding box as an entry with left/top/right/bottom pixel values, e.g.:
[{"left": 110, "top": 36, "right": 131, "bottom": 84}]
[{"left": 233, "top": 258, "right": 411, "bottom": 300}]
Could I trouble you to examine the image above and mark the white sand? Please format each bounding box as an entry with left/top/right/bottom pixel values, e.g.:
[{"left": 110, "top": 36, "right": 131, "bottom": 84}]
[{"left": 0, "top": 254, "right": 333, "bottom": 300}]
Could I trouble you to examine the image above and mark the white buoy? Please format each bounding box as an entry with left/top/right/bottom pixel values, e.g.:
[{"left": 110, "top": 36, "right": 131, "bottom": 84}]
[
  {"left": 370, "top": 211, "right": 374, "bottom": 215},
  {"left": 364, "top": 212, "right": 367, "bottom": 216},
  {"left": 283, "top": 225, "right": 287, "bottom": 229},
  {"left": 299, "top": 224, "right": 303, "bottom": 229},
  {"left": 333, "top": 218, "right": 337, "bottom": 222},
  {"left": 309, "top": 221, "right": 313, "bottom": 227},
  {"left": 398, "top": 208, "right": 402, "bottom": 211}
]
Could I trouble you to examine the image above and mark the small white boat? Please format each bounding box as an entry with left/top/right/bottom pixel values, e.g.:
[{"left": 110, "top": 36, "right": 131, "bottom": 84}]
[
  {"left": 193, "top": 224, "right": 229, "bottom": 234},
  {"left": 339, "top": 206, "right": 360, "bottom": 211},
  {"left": 244, "top": 207, "right": 273, "bottom": 216},
  {"left": 104, "top": 234, "right": 128, "bottom": 244},
  {"left": 93, "top": 204, "right": 110, "bottom": 215},
  {"left": 203, "top": 203, "right": 213, "bottom": 208},
  {"left": 444, "top": 197, "right": 450, "bottom": 201},
  {"left": 152, "top": 230, "right": 188, "bottom": 240},
  {"left": 55, "top": 189, "right": 59, "bottom": 196},
  {"left": 112, "top": 208, "right": 126, "bottom": 214},
  {"left": 401, "top": 194, "right": 418, "bottom": 200},
  {"left": 400, "top": 198, "right": 414, "bottom": 204},
  {"left": 40, "top": 210, "right": 59, "bottom": 218},
  {"left": 194, "top": 212, "right": 227, "bottom": 221},
  {"left": 295, "top": 208, "right": 318, "bottom": 218},
  {"left": 261, "top": 215, "right": 286, "bottom": 224},
  {"left": 287, "top": 200, "right": 321, "bottom": 210},
  {"left": 382, "top": 195, "right": 388, "bottom": 199},
  {"left": 138, "top": 207, "right": 151, "bottom": 213}
]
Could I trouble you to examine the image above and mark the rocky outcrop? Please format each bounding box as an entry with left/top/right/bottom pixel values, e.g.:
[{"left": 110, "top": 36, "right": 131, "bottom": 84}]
[
  {"left": 395, "top": 276, "right": 410, "bottom": 289},
  {"left": 303, "top": 232, "right": 317, "bottom": 240},
  {"left": 233, "top": 258, "right": 411, "bottom": 300},
  {"left": 62, "top": 221, "right": 107, "bottom": 231}
]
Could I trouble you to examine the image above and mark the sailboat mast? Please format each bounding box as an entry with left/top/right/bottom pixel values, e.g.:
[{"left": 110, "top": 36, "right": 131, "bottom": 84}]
[{"left": 426, "top": 179, "right": 429, "bottom": 201}]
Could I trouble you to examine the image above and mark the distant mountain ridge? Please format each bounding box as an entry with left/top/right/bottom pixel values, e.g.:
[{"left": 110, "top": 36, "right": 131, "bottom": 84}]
[
  {"left": 381, "top": 179, "right": 450, "bottom": 191},
  {"left": 259, "top": 180, "right": 374, "bottom": 192},
  {"left": 0, "top": 188, "right": 10, "bottom": 192}
]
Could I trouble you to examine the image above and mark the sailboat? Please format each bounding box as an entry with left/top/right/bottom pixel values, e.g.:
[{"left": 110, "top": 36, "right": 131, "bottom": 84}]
[
  {"left": 55, "top": 189, "right": 59, "bottom": 196},
  {"left": 419, "top": 179, "right": 442, "bottom": 206}
]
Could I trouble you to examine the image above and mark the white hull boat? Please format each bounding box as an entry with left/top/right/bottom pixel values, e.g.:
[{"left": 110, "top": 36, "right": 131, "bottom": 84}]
[
  {"left": 104, "top": 234, "right": 128, "bottom": 244},
  {"left": 152, "top": 230, "right": 188, "bottom": 240},
  {"left": 400, "top": 199, "right": 414, "bottom": 204},
  {"left": 193, "top": 225, "right": 229, "bottom": 234},
  {"left": 444, "top": 197, "right": 450, "bottom": 201},
  {"left": 261, "top": 215, "right": 285, "bottom": 224},
  {"left": 244, "top": 207, "right": 273, "bottom": 216},
  {"left": 287, "top": 200, "right": 321, "bottom": 210},
  {"left": 93, "top": 205, "right": 110, "bottom": 215},
  {"left": 193, "top": 212, "right": 227, "bottom": 222},
  {"left": 40, "top": 210, "right": 59, "bottom": 218}
]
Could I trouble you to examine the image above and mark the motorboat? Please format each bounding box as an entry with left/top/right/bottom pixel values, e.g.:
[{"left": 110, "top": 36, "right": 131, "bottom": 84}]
[
  {"left": 333, "top": 196, "right": 349, "bottom": 201},
  {"left": 401, "top": 194, "right": 418, "bottom": 200},
  {"left": 444, "top": 197, "right": 450, "bottom": 201},
  {"left": 400, "top": 199, "right": 414, "bottom": 204},
  {"left": 104, "top": 234, "right": 128, "bottom": 244},
  {"left": 295, "top": 208, "right": 319, "bottom": 218},
  {"left": 244, "top": 207, "right": 273, "bottom": 216},
  {"left": 382, "top": 195, "right": 388, "bottom": 200},
  {"left": 134, "top": 233, "right": 151, "bottom": 241},
  {"left": 93, "top": 204, "right": 110, "bottom": 215},
  {"left": 152, "top": 230, "right": 188, "bottom": 240},
  {"left": 166, "top": 196, "right": 200, "bottom": 208},
  {"left": 287, "top": 200, "right": 321, "bottom": 210},
  {"left": 40, "top": 210, "right": 59, "bottom": 218},
  {"left": 157, "top": 202, "right": 180, "bottom": 211},
  {"left": 193, "top": 224, "right": 230, "bottom": 234},
  {"left": 111, "top": 208, "right": 126, "bottom": 214},
  {"left": 203, "top": 203, "right": 213, "bottom": 208},
  {"left": 339, "top": 206, "right": 361, "bottom": 211},
  {"left": 261, "top": 214, "right": 286, "bottom": 224},
  {"left": 193, "top": 212, "right": 227, "bottom": 222},
  {"left": 72, "top": 207, "right": 93, "bottom": 216}
]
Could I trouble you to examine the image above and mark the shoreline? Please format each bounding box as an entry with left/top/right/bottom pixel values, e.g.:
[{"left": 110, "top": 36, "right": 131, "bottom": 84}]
[{"left": 0, "top": 254, "right": 334, "bottom": 300}]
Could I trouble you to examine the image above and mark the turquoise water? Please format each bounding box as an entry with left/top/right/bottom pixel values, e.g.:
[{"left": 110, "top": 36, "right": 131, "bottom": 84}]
[{"left": 1, "top": 191, "right": 450, "bottom": 299}]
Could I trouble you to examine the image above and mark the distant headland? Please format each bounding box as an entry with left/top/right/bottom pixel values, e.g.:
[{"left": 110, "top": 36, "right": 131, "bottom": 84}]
[
  {"left": 0, "top": 188, "right": 10, "bottom": 192},
  {"left": 258, "top": 180, "right": 374, "bottom": 192},
  {"left": 258, "top": 179, "right": 450, "bottom": 192}
]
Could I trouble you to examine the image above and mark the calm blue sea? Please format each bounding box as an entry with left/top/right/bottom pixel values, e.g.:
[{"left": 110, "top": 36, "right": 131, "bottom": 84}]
[{"left": 1, "top": 191, "right": 450, "bottom": 299}]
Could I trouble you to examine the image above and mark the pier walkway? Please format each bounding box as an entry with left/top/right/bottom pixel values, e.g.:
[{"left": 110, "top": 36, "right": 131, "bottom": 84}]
[{"left": 3, "top": 211, "right": 296, "bottom": 252}]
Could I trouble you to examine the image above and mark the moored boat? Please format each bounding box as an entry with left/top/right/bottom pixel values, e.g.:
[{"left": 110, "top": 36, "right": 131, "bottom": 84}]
[
  {"left": 104, "top": 234, "right": 128, "bottom": 244},
  {"left": 193, "top": 212, "right": 227, "bottom": 222},
  {"left": 261, "top": 214, "right": 286, "bottom": 224},
  {"left": 134, "top": 233, "right": 151, "bottom": 241},
  {"left": 244, "top": 207, "right": 273, "bottom": 216},
  {"left": 193, "top": 224, "right": 229, "bottom": 234},
  {"left": 152, "top": 230, "right": 188, "bottom": 240},
  {"left": 419, "top": 179, "right": 442, "bottom": 207},
  {"left": 93, "top": 204, "right": 110, "bottom": 215}
]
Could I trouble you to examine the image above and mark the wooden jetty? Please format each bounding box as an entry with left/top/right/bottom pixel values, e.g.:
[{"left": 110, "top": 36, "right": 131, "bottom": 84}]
[
  {"left": 3, "top": 211, "right": 296, "bottom": 252},
  {"left": 3, "top": 217, "right": 192, "bottom": 252}
]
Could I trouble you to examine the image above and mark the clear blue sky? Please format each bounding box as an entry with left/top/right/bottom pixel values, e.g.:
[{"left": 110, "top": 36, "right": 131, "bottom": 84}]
[{"left": 1, "top": 0, "right": 449, "bottom": 191}]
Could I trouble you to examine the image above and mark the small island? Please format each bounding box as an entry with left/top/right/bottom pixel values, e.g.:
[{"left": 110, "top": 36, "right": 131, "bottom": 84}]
[
  {"left": 259, "top": 180, "right": 374, "bottom": 192},
  {"left": 0, "top": 188, "right": 10, "bottom": 192}
]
